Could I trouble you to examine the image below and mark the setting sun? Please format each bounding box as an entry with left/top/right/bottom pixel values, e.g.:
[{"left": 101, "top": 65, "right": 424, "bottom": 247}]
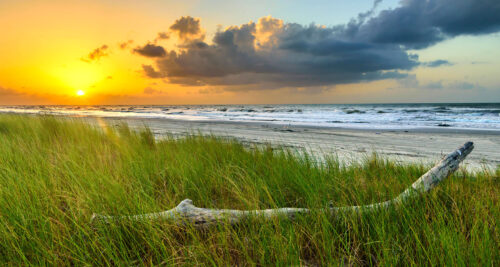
[{"left": 76, "top": 90, "right": 85, "bottom": 96}]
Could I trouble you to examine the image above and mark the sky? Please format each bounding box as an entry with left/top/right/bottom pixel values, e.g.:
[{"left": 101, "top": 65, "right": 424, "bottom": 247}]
[{"left": 1, "top": 0, "right": 499, "bottom": 105}]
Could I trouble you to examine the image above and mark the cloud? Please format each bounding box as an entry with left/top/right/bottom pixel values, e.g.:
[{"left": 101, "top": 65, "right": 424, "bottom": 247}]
[
  {"left": 119, "top": 40, "right": 134, "bottom": 49},
  {"left": 388, "top": 75, "right": 437, "bottom": 90},
  {"left": 422, "top": 60, "right": 453, "bottom": 68},
  {"left": 352, "top": 0, "right": 500, "bottom": 49},
  {"left": 0, "top": 86, "right": 23, "bottom": 97},
  {"left": 81, "top": 45, "right": 109, "bottom": 62},
  {"left": 142, "top": 64, "right": 164, "bottom": 78},
  {"left": 470, "top": 61, "right": 489, "bottom": 65},
  {"left": 198, "top": 87, "right": 225, "bottom": 94},
  {"left": 395, "top": 75, "right": 486, "bottom": 91},
  {"left": 155, "top": 32, "right": 169, "bottom": 41},
  {"left": 143, "top": 87, "right": 163, "bottom": 95},
  {"left": 138, "top": 0, "right": 500, "bottom": 90},
  {"left": 0, "top": 86, "right": 57, "bottom": 104},
  {"left": 133, "top": 43, "right": 167, "bottom": 57},
  {"left": 448, "top": 81, "right": 486, "bottom": 90},
  {"left": 143, "top": 16, "right": 417, "bottom": 87},
  {"left": 169, "top": 16, "right": 204, "bottom": 42}
]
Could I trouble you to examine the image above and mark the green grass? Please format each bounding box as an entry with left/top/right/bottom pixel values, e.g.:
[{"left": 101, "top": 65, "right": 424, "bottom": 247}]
[{"left": 0, "top": 114, "right": 498, "bottom": 265}]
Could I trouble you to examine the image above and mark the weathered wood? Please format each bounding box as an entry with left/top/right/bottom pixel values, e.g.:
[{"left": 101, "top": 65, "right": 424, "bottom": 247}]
[{"left": 91, "top": 142, "right": 474, "bottom": 227}]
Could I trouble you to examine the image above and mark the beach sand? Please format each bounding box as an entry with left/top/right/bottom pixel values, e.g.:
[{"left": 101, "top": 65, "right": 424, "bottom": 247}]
[{"left": 95, "top": 117, "right": 500, "bottom": 172}]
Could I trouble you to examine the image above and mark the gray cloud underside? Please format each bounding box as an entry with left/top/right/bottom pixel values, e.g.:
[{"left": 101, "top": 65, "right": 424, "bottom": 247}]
[{"left": 141, "top": 0, "right": 500, "bottom": 88}]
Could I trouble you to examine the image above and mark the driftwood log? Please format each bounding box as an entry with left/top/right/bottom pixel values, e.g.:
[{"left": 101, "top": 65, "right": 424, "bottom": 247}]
[{"left": 92, "top": 142, "right": 474, "bottom": 227}]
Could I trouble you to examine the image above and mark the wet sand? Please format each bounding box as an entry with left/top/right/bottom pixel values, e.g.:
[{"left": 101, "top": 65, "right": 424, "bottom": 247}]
[{"left": 98, "top": 117, "right": 500, "bottom": 171}]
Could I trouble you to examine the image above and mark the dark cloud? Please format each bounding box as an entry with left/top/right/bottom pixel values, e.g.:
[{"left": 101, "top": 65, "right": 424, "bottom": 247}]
[
  {"left": 142, "top": 65, "right": 164, "bottom": 78},
  {"left": 133, "top": 43, "right": 167, "bottom": 57},
  {"left": 423, "top": 60, "right": 453, "bottom": 68},
  {"left": 81, "top": 45, "right": 109, "bottom": 62},
  {"left": 144, "top": 17, "right": 416, "bottom": 87},
  {"left": 169, "top": 16, "right": 204, "bottom": 42},
  {"left": 353, "top": 0, "right": 500, "bottom": 49},
  {"left": 140, "top": 0, "right": 500, "bottom": 89}
]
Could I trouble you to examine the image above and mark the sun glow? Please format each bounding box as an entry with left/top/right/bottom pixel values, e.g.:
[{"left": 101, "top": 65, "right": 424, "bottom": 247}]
[{"left": 54, "top": 64, "right": 101, "bottom": 95}]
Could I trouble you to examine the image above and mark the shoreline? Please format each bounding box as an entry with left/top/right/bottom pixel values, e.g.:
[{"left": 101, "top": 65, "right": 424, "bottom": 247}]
[
  {"left": 101, "top": 116, "right": 499, "bottom": 171},
  {"left": 0, "top": 102, "right": 499, "bottom": 134},
  {"left": 2, "top": 110, "right": 500, "bottom": 135},
  {"left": 1, "top": 112, "right": 499, "bottom": 171}
]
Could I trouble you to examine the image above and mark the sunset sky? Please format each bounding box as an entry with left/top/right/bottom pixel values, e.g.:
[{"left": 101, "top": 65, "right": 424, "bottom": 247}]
[{"left": 1, "top": 0, "right": 499, "bottom": 105}]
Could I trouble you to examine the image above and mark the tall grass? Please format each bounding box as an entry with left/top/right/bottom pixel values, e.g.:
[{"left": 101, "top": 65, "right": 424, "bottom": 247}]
[{"left": 0, "top": 114, "right": 498, "bottom": 265}]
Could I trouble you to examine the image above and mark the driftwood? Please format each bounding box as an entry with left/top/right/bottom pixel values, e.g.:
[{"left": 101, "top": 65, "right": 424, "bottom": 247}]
[{"left": 91, "top": 142, "right": 474, "bottom": 227}]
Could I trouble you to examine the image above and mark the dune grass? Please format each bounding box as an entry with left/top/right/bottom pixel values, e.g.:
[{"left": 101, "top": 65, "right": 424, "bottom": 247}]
[{"left": 0, "top": 114, "right": 498, "bottom": 265}]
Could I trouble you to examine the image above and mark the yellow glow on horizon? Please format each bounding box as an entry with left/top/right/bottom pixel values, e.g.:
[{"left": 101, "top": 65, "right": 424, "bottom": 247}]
[{"left": 56, "top": 65, "right": 101, "bottom": 93}]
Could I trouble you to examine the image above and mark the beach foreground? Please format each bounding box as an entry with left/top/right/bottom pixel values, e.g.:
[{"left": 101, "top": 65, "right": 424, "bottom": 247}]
[
  {"left": 100, "top": 116, "right": 500, "bottom": 172},
  {"left": 0, "top": 115, "right": 498, "bottom": 265}
]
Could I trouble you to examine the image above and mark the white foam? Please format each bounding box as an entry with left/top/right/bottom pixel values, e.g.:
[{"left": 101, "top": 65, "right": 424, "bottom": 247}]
[{"left": 1, "top": 104, "right": 499, "bottom": 131}]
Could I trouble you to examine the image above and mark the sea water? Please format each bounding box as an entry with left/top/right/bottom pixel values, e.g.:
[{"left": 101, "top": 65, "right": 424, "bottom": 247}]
[{"left": 1, "top": 103, "right": 499, "bottom": 131}]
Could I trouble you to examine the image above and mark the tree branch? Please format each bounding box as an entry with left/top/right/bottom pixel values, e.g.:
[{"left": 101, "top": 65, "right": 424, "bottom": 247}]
[{"left": 91, "top": 142, "right": 474, "bottom": 227}]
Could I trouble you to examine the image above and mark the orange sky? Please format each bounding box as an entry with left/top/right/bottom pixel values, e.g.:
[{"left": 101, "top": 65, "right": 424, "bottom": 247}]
[{"left": 1, "top": 0, "right": 499, "bottom": 105}]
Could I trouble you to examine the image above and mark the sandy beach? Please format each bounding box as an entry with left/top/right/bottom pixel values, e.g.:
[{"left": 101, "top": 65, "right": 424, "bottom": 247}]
[{"left": 95, "top": 116, "right": 500, "bottom": 171}]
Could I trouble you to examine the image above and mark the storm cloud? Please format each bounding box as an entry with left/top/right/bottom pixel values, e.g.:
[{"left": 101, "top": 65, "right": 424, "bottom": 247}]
[
  {"left": 142, "top": 17, "right": 417, "bottom": 87},
  {"left": 352, "top": 0, "right": 500, "bottom": 49},
  {"left": 138, "top": 0, "right": 500, "bottom": 88}
]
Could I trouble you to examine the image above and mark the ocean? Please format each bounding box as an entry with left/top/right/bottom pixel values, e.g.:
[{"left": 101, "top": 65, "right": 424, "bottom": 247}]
[{"left": 1, "top": 103, "right": 499, "bottom": 131}]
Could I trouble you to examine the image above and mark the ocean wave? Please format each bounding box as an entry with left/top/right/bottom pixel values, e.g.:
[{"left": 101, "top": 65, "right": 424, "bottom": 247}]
[
  {"left": 345, "top": 109, "right": 366, "bottom": 114},
  {"left": 0, "top": 104, "right": 499, "bottom": 130}
]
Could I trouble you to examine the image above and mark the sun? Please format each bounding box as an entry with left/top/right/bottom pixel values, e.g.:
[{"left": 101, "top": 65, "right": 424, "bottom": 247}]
[{"left": 76, "top": 90, "right": 85, "bottom": 96}]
